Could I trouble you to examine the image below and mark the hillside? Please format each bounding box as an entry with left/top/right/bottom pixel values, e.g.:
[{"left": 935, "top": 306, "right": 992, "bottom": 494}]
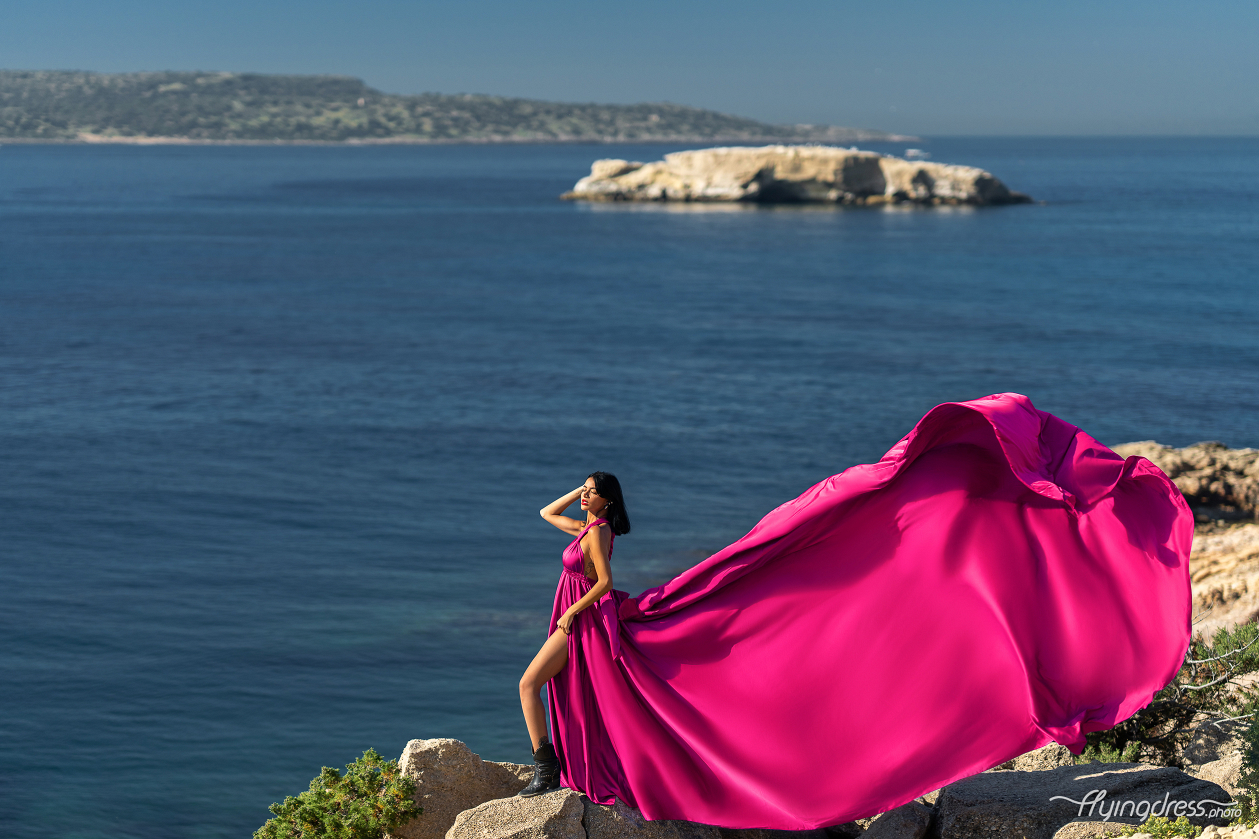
[{"left": 0, "top": 70, "right": 910, "bottom": 144}]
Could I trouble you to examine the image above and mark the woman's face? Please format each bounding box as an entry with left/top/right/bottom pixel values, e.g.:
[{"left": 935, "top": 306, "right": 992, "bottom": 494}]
[{"left": 580, "top": 478, "right": 608, "bottom": 516}]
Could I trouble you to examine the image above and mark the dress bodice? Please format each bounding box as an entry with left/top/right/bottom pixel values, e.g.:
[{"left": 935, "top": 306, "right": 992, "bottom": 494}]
[{"left": 561, "top": 518, "right": 614, "bottom": 579}]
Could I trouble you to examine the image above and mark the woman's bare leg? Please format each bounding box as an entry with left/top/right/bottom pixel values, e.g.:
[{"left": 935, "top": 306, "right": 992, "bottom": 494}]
[{"left": 519, "top": 628, "right": 569, "bottom": 752}]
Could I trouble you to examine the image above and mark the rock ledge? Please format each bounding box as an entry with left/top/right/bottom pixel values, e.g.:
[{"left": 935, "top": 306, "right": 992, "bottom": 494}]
[{"left": 386, "top": 740, "right": 1240, "bottom": 839}]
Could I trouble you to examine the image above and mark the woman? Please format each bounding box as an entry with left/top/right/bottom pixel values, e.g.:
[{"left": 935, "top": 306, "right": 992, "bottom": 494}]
[
  {"left": 518, "top": 471, "right": 630, "bottom": 797},
  {"left": 514, "top": 394, "right": 1193, "bottom": 828}
]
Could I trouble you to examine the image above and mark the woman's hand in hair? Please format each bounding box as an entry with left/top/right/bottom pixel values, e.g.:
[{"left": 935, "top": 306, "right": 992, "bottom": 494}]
[{"left": 540, "top": 486, "right": 588, "bottom": 536}]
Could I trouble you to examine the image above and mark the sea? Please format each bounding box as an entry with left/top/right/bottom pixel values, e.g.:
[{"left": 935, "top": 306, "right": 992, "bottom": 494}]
[{"left": 1, "top": 137, "right": 1257, "bottom": 839}]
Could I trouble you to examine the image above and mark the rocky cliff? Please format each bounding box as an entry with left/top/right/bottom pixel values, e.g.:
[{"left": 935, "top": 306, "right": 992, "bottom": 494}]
[
  {"left": 386, "top": 738, "right": 1239, "bottom": 839},
  {"left": 561, "top": 145, "right": 1032, "bottom": 206},
  {"left": 1113, "top": 442, "right": 1259, "bottom": 524}
]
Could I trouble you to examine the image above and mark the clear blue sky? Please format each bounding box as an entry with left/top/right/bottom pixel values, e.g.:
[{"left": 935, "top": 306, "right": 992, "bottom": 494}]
[{"left": 4, "top": 0, "right": 1257, "bottom": 135}]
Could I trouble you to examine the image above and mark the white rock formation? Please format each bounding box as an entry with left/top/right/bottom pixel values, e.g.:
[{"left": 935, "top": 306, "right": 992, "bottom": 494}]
[
  {"left": 1196, "top": 827, "right": 1259, "bottom": 839},
  {"left": 562, "top": 145, "right": 1031, "bottom": 206}
]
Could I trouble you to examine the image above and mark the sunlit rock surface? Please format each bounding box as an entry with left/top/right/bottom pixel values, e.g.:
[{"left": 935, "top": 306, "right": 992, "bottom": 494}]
[{"left": 562, "top": 145, "right": 1032, "bottom": 206}]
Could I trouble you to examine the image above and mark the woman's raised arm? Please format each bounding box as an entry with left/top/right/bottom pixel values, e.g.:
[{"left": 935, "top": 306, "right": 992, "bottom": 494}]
[{"left": 540, "top": 486, "right": 587, "bottom": 535}]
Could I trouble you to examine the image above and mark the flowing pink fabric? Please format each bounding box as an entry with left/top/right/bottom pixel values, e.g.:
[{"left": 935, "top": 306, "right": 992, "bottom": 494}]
[{"left": 545, "top": 393, "right": 1192, "bottom": 829}]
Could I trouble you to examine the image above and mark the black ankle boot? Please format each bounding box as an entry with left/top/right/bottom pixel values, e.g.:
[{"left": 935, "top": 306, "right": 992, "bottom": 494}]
[{"left": 517, "top": 740, "right": 560, "bottom": 797}]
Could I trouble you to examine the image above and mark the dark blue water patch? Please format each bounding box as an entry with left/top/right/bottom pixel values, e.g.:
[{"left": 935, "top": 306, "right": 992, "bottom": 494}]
[{"left": 1, "top": 138, "right": 1257, "bottom": 839}]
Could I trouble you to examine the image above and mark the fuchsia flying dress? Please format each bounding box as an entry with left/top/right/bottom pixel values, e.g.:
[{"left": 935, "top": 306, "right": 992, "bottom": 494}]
[{"left": 544, "top": 393, "right": 1193, "bottom": 829}]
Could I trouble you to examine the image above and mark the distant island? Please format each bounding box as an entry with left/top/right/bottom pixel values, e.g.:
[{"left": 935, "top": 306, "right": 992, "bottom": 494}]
[{"left": 0, "top": 70, "right": 914, "bottom": 145}]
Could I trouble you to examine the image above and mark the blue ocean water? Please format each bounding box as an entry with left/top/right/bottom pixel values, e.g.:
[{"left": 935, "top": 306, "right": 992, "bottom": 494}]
[{"left": 0, "top": 137, "right": 1256, "bottom": 839}]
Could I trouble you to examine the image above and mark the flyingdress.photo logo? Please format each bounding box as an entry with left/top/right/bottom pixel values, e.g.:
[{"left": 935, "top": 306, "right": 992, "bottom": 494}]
[{"left": 1050, "top": 789, "right": 1239, "bottom": 821}]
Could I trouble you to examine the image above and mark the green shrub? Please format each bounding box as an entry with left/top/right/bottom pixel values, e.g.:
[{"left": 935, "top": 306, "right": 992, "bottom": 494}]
[
  {"left": 1236, "top": 706, "right": 1259, "bottom": 821},
  {"left": 1075, "top": 621, "right": 1259, "bottom": 768},
  {"left": 255, "top": 748, "right": 421, "bottom": 839},
  {"left": 1116, "top": 815, "right": 1202, "bottom": 837}
]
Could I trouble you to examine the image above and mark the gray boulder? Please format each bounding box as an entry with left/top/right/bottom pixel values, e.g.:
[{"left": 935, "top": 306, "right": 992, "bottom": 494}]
[
  {"left": 390, "top": 738, "right": 533, "bottom": 839},
  {"left": 861, "top": 801, "right": 932, "bottom": 839},
  {"left": 1050, "top": 821, "right": 1127, "bottom": 839},
  {"left": 719, "top": 829, "right": 830, "bottom": 839},
  {"left": 1184, "top": 720, "right": 1247, "bottom": 767},
  {"left": 935, "top": 763, "right": 1235, "bottom": 839},
  {"left": 821, "top": 822, "right": 868, "bottom": 838},
  {"left": 447, "top": 789, "right": 585, "bottom": 839},
  {"left": 1195, "top": 754, "right": 1245, "bottom": 797},
  {"left": 994, "top": 744, "right": 1079, "bottom": 773},
  {"left": 583, "top": 797, "right": 721, "bottom": 839},
  {"left": 582, "top": 797, "right": 831, "bottom": 839}
]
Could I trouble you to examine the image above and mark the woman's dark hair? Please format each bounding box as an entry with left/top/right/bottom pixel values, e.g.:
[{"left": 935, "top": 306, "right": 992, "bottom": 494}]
[{"left": 589, "top": 471, "right": 630, "bottom": 536}]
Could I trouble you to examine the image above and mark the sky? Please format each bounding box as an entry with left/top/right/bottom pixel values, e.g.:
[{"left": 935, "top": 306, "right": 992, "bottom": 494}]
[{"left": 3, "top": 0, "right": 1258, "bottom": 136}]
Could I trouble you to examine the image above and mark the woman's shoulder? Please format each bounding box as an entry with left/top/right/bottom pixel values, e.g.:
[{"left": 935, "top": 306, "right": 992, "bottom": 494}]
[{"left": 582, "top": 519, "right": 612, "bottom": 537}]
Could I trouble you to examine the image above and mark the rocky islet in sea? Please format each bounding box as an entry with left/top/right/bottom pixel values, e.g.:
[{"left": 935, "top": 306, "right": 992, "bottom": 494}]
[{"left": 561, "top": 145, "right": 1034, "bottom": 207}]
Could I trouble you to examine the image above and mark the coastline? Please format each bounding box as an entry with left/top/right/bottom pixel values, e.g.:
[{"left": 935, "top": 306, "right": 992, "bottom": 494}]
[
  {"left": 0, "top": 132, "right": 920, "bottom": 146},
  {"left": 0, "top": 70, "right": 917, "bottom": 149}
]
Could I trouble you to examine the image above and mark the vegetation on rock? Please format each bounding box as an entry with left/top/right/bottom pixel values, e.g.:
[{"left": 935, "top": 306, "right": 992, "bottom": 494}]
[
  {"left": 0, "top": 70, "right": 904, "bottom": 143},
  {"left": 1237, "top": 705, "right": 1259, "bottom": 820},
  {"left": 1075, "top": 621, "right": 1259, "bottom": 769},
  {"left": 255, "top": 749, "right": 420, "bottom": 839},
  {"left": 1117, "top": 814, "right": 1204, "bottom": 837},
  {"left": 1075, "top": 439, "right": 1259, "bottom": 787}
]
